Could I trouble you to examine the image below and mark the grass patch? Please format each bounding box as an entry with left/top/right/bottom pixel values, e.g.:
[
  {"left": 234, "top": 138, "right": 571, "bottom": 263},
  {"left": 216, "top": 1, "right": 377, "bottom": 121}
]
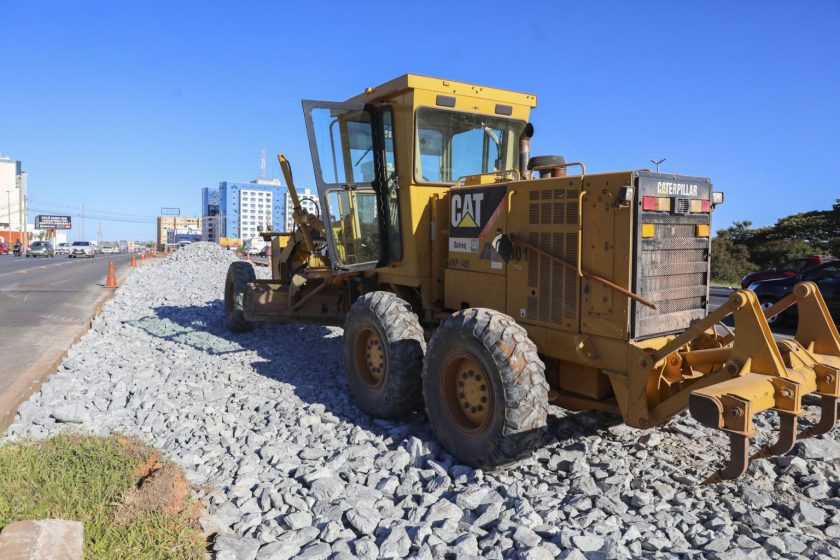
[{"left": 0, "top": 434, "right": 205, "bottom": 559}]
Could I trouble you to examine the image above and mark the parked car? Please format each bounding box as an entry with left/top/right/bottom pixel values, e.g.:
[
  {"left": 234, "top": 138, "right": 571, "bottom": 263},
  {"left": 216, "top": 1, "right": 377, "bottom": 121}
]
[
  {"left": 740, "top": 255, "right": 836, "bottom": 289},
  {"left": 0, "top": 242, "right": 8, "bottom": 254},
  {"left": 55, "top": 242, "right": 72, "bottom": 255},
  {"left": 749, "top": 260, "right": 840, "bottom": 324},
  {"left": 69, "top": 240, "right": 96, "bottom": 258},
  {"left": 27, "top": 241, "right": 55, "bottom": 257}
]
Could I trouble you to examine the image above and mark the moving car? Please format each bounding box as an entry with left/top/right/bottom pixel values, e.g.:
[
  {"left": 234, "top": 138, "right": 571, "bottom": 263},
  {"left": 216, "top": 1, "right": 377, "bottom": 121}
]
[
  {"left": 740, "top": 255, "right": 836, "bottom": 289},
  {"left": 27, "top": 241, "right": 55, "bottom": 257},
  {"left": 100, "top": 243, "right": 119, "bottom": 254},
  {"left": 70, "top": 240, "right": 96, "bottom": 258},
  {"left": 750, "top": 260, "right": 840, "bottom": 324},
  {"left": 55, "top": 242, "right": 72, "bottom": 255}
]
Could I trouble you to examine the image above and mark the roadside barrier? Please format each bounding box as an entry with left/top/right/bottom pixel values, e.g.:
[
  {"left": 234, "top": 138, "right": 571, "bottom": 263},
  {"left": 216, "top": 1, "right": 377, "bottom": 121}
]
[
  {"left": 131, "top": 253, "right": 137, "bottom": 267},
  {"left": 105, "top": 260, "right": 118, "bottom": 289}
]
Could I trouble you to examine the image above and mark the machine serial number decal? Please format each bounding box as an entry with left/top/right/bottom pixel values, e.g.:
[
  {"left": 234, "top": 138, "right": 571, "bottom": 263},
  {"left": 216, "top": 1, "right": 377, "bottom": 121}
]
[
  {"left": 657, "top": 181, "right": 698, "bottom": 196},
  {"left": 448, "top": 257, "right": 470, "bottom": 269}
]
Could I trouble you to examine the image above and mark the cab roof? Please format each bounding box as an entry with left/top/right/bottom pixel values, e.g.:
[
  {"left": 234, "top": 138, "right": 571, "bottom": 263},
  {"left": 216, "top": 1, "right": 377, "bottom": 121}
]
[{"left": 347, "top": 74, "right": 538, "bottom": 108}]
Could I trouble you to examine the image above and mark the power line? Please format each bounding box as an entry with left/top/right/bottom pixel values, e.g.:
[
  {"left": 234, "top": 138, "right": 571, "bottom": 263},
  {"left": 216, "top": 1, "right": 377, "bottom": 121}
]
[
  {"left": 28, "top": 198, "right": 159, "bottom": 220},
  {"left": 29, "top": 207, "right": 156, "bottom": 224}
]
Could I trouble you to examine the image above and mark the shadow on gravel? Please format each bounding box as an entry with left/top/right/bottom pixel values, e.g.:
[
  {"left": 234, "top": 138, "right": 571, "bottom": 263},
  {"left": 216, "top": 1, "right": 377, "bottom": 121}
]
[
  {"left": 129, "top": 299, "right": 631, "bottom": 469},
  {"left": 128, "top": 299, "right": 437, "bottom": 445}
]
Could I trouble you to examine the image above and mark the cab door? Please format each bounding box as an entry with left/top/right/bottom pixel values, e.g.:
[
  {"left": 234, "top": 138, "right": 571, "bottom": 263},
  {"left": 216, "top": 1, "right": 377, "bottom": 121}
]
[{"left": 303, "top": 100, "right": 382, "bottom": 273}]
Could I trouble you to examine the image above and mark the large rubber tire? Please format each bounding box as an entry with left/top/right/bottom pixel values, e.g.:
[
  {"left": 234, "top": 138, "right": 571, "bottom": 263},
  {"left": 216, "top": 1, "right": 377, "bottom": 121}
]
[
  {"left": 422, "top": 308, "right": 549, "bottom": 468},
  {"left": 343, "top": 291, "right": 426, "bottom": 418},
  {"left": 224, "top": 261, "right": 256, "bottom": 332}
]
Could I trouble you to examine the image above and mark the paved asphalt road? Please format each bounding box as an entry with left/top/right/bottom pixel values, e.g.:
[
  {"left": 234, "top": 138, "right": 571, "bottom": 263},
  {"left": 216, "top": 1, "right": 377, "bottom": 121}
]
[
  {"left": 0, "top": 253, "right": 133, "bottom": 429},
  {"left": 709, "top": 285, "right": 733, "bottom": 312}
]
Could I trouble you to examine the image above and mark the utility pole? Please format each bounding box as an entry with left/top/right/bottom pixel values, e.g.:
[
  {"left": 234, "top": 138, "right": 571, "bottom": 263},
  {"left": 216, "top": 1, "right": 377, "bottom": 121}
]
[
  {"left": 650, "top": 158, "right": 666, "bottom": 173},
  {"left": 81, "top": 204, "right": 85, "bottom": 240},
  {"left": 22, "top": 193, "right": 27, "bottom": 247},
  {"left": 5, "top": 190, "right": 10, "bottom": 233},
  {"left": 98, "top": 221, "right": 103, "bottom": 244}
]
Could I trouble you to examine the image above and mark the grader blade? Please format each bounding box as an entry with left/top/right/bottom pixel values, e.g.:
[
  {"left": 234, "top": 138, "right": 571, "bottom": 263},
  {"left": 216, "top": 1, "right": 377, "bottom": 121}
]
[{"left": 687, "top": 282, "right": 840, "bottom": 481}]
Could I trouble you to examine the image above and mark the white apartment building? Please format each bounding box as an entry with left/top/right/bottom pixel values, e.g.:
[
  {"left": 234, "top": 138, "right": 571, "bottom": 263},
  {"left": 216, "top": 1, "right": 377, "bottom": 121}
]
[
  {"left": 284, "top": 188, "right": 319, "bottom": 232},
  {"left": 239, "top": 188, "right": 275, "bottom": 242},
  {"left": 0, "top": 155, "right": 28, "bottom": 236}
]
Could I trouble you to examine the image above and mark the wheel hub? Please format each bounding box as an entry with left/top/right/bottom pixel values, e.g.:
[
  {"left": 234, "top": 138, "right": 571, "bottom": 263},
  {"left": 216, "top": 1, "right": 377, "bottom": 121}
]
[
  {"left": 355, "top": 327, "right": 386, "bottom": 388},
  {"left": 442, "top": 353, "right": 493, "bottom": 435}
]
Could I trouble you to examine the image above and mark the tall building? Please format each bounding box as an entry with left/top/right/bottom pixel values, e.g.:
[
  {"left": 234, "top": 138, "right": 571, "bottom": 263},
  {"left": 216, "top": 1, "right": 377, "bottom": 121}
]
[
  {"left": 202, "top": 188, "right": 221, "bottom": 243},
  {"left": 0, "top": 154, "right": 28, "bottom": 245},
  {"left": 201, "top": 178, "right": 287, "bottom": 244}
]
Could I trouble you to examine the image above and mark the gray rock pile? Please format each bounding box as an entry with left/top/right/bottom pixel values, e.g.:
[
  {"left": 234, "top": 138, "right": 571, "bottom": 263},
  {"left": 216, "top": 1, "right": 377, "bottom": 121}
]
[{"left": 5, "top": 243, "right": 840, "bottom": 559}]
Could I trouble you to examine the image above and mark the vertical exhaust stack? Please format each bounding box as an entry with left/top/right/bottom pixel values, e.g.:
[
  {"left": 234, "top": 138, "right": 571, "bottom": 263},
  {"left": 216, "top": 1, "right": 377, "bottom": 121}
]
[{"left": 519, "top": 123, "right": 535, "bottom": 179}]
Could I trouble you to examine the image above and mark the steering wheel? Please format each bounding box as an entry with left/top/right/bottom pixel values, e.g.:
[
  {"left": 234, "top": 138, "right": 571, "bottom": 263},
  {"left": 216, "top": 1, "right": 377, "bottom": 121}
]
[{"left": 298, "top": 196, "right": 321, "bottom": 221}]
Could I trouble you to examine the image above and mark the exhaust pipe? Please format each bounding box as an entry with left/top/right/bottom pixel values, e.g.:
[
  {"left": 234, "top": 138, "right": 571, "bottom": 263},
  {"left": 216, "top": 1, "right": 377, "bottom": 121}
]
[{"left": 519, "top": 123, "right": 534, "bottom": 179}]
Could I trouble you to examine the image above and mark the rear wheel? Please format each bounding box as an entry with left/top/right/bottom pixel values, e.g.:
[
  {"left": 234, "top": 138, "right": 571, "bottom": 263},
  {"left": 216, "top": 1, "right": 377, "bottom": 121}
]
[
  {"left": 422, "top": 308, "right": 549, "bottom": 468},
  {"left": 224, "top": 262, "right": 256, "bottom": 332},
  {"left": 343, "top": 292, "right": 425, "bottom": 418}
]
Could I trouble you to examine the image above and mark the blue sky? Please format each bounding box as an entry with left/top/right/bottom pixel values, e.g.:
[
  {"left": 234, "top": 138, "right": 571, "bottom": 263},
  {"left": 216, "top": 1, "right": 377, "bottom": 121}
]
[{"left": 0, "top": 0, "right": 838, "bottom": 240}]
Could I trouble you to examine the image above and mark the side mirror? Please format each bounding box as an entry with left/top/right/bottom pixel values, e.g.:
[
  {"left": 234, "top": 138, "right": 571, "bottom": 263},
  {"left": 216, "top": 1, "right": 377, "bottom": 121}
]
[{"left": 712, "top": 191, "right": 724, "bottom": 206}]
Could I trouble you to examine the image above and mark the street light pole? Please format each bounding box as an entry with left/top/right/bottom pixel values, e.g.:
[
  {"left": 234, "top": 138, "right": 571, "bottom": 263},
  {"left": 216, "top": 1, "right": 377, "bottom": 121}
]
[{"left": 650, "top": 158, "right": 666, "bottom": 173}]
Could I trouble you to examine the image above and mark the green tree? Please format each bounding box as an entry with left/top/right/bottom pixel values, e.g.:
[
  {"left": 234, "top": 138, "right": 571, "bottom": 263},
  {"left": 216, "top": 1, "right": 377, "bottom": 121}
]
[
  {"left": 711, "top": 230, "right": 754, "bottom": 284},
  {"left": 747, "top": 238, "right": 814, "bottom": 270}
]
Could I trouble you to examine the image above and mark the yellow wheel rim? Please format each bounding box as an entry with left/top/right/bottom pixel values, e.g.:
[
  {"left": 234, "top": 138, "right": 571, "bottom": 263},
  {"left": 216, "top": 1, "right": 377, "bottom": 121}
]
[
  {"left": 355, "top": 327, "right": 386, "bottom": 389},
  {"left": 441, "top": 352, "right": 493, "bottom": 436}
]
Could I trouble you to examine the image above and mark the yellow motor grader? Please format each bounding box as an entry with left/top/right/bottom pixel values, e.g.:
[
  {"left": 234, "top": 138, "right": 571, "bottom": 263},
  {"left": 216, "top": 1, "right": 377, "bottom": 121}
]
[{"left": 224, "top": 74, "right": 840, "bottom": 481}]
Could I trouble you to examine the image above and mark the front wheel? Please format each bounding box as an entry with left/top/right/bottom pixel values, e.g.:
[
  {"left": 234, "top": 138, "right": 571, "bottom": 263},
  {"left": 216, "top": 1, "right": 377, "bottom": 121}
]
[
  {"left": 343, "top": 292, "right": 425, "bottom": 418},
  {"left": 224, "top": 262, "right": 256, "bottom": 332},
  {"left": 422, "top": 308, "right": 549, "bottom": 468}
]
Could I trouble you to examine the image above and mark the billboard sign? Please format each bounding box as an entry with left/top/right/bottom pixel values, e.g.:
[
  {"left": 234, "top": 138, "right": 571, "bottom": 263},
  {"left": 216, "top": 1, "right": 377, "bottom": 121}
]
[
  {"left": 35, "top": 215, "right": 72, "bottom": 229},
  {"left": 219, "top": 237, "right": 241, "bottom": 248}
]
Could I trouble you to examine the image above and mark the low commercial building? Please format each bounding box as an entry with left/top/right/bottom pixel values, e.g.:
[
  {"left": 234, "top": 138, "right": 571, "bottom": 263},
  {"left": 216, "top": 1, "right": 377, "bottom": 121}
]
[{"left": 156, "top": 216, "right": 202, "bottom": 251}]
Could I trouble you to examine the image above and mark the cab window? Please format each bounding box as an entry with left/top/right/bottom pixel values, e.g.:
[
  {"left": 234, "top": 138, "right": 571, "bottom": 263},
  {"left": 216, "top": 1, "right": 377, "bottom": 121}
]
[
  {"left": 309, "top": 107, "right": 375, "bottom": 185},
  {"left": 777, "top": 259, "right": 806, "bottom": 273},
  {"left": 414, "top": 108, "right": 525, "bottom": 184},
  {"left": 381, "top": 107, "right": 402, "bottom": 260}
]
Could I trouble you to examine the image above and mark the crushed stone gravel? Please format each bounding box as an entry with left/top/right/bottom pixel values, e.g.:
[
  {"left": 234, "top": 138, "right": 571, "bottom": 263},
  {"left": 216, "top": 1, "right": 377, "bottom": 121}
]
[{"left": 5, "top": 241, "right": 840, "bottom": 559}]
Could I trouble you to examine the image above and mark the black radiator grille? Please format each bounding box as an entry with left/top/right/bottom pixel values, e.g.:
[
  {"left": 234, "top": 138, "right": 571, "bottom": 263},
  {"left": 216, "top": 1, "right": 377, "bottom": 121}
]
[
  {"left": 526, "top": 187, "right": 578, "bottom": 325},
  {"left": 634, "top": 210, "right": 710, "bottom": 338}
]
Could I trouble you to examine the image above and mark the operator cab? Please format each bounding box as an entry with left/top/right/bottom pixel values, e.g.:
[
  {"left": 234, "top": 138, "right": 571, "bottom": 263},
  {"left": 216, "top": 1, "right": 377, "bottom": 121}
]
[{"left": 301, "top": 74, "right": 536, "bottom": 277}]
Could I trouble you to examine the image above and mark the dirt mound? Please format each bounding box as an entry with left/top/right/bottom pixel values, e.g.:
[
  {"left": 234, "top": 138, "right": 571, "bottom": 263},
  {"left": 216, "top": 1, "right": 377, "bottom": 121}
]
[{"left": 113, "top": 437, "right": 194, "bottom": 525}]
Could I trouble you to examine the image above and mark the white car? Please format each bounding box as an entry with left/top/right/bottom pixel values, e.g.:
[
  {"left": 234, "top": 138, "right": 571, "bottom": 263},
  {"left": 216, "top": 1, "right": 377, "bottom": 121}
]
[
  {"left": 69, "top": 241, "right": 95, "bottom": 258},
  {"left": 55, "top": 242, "right": 72, "bottom": 255}
]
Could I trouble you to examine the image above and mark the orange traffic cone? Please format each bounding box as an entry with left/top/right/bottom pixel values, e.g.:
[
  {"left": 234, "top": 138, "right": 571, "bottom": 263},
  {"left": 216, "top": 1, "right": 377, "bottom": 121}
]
[
  {"left": 105, "top": 260, "right": 118, "bottom": 288},
  {"left": 131, "top": 253, "right": 137, "bottom": 267}
]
